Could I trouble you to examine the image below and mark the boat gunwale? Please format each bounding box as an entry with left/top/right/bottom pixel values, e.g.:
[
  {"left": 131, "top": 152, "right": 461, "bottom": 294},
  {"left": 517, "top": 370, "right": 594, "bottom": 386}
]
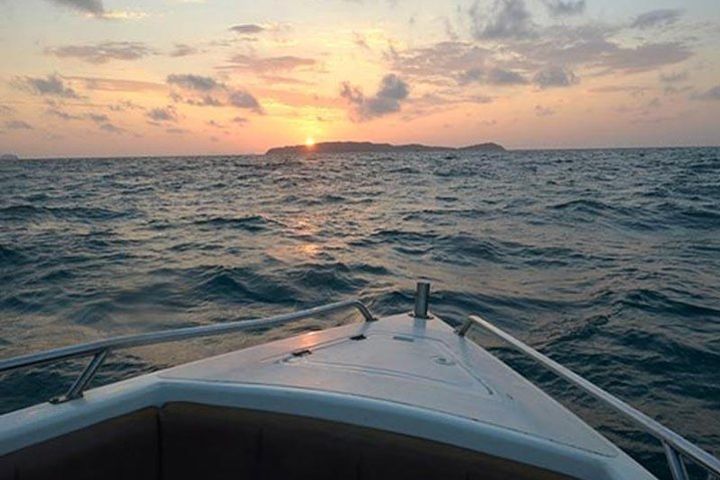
[{"left": 0, "top": 374, "right": 643, "bottom": 480}]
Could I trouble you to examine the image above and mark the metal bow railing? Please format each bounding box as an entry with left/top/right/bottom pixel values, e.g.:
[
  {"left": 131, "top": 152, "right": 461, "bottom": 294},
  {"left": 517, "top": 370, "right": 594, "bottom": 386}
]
[
  {"left": 457, "top": 314, "right": 720, "bottom": 480},
  {"left": 0, "top": 299, "right": 375, "bottom": 404}
]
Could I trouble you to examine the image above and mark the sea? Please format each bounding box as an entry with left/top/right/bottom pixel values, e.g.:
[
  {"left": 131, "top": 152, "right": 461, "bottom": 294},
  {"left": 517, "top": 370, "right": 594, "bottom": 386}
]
[{"left": 1, "top": 148, "right": 718, "bottom": 478}]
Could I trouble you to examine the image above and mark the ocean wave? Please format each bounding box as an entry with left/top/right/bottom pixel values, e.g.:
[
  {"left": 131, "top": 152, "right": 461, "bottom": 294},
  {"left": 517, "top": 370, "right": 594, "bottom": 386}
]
[
  {"left": 0, "top": 204, "right": 131, "bottom": 221},
  {"left": 2, "top": 148, "right": 720, "bottom": 472},
  {"left": 190, "top": 266, "right": 299, "bottom": 304},
  {"left": 549, "top": 198, "right": 621, "bottom": 215},
  {"left": 193, "top": 214, "right": 274, "bottom": 232},
  {"left": 619, "top": 289, "right": 720, "bottom": 318},
  {"left": 0, "top": 244, "right": 26, "bottom": 266}
]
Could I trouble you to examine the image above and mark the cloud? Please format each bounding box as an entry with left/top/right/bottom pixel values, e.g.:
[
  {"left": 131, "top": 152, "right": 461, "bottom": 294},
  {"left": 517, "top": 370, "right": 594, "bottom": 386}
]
[
  {"left": 487, "top": 68, "right": 527, "bottom": 85},
  {"left": 5, "top": 120, "right": 33, "bottom": 130},
  {"left": 167, "top": 74, "right": 220, "bottom": 91},
  {"left": 0, "top": 105, "right": 15, "bottom": 114},
  {"left": 165, "top": 73, "right": 264, "bottom": 112},
  {"left": 353, "top": 32, "right": 371, "bottom": 50},
  {"left": 256, "top": 75, "right": 313, "bottom": 86},
  {"left": 692, "top": 86, "right": 720, "bottom": 101},
  {"left": 341, "top": 73, "right": 409, "bottom": 121},
  {"left": 646, "top": 97, "right": 661, "bottom": 109},
  {"left": 390, "top": 19, "right": 694, "bottom": 97},
  {"left": 514, "top": 25, "right": 693, "bottom": 74},
  {"left": 45, "top": 0, "right": 104, "bottom": 15},
  {"left": 46, "top": 108, "right": 115, "bottom": 125},
  {"left": 98, "top": 10, "right": 148, "bottom": 20},
  {"left": 458, "top": 67, "right": 527, "bottom": 85},
  {"left": 183, "top": 95, "right": 224, "bottom": 106},
  {"left": 223, "top": 54, "right": 317, "bottom": 72},
  {"left": 467, "top": 94, "right": 493, "bottom": 104},
  {"left": 45, "top": 42, "right": 152, "bottom": 64},
  {"left": 44, "top": 0, "right": 144, "bottom": 20},
  {"left": 594, "top": 42, "right": 692, "bottom": 74},
  {"left": 503, "top": 24, "right": 620, "bottom": 72},
  {"left": 108, "top": 100, "right": 143, "bottom": 111},
  {"left": 471, "top": 0, "right": 534, "bottom": 40},
  {"left": 13, "top": 74, "right": 80, "bottom": 98},
  {"left": 73, "top": 76, "right": 164, "bottom": 92},
  {"left": 169, "top": 44, "right": 199, "bottom": 57},
  {"left": 590, "top": 85, "right": 649, "bottom": 98},
  {"left": 229, "top": 24, "right": 265, "bottom": 34},
  {"left": 542, "top": 0, "right": 585, "bottom": 16},
  {"left": 376, "top": 74, "right": 409, "bottom": 99},
  {"left": 631, "top": 9, "right": 683, "bottom": 29},
  {"left": 147, "top": 106, "right": 178, "bottom": 122},
  {"left": 166, "top": 128, "right": 188, "bottom": 134},
  {"left": 99, "top": 123, "right": 125, "bottom": 134},
  {"left": 535, "top": 105, "right": 555, "bottom": 116},
  {"left": 662, "top": 85, "right": 692, "bottom": 96},
  {"left": 87, "top": 113, "right": 109, "bottom": 123},
  {"left": 533, "top": 65, "right": 578, "bottom": 88},
  {"left": 659, "top": 71, "right": 688, "bottom": 83},
  {"left": 390, "top": 41, "right": 491, "bottom": 81},
  {"left": 228, "top": 90, "right": 263, "bottom": 113},
  {"left": 457, "top": 68, "right": 484, "bottom": 84},
  {"left": 47, "top": 107, "right": 82, "bottom": 120},
  {"left": 232, "top": 117, "right": 248, "bottom": 125}
]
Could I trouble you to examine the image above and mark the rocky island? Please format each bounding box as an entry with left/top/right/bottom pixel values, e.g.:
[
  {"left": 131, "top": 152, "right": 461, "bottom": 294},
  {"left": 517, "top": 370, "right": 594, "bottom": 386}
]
[{"left": 265, "top": 141, "right": 505, "bottom": 155}]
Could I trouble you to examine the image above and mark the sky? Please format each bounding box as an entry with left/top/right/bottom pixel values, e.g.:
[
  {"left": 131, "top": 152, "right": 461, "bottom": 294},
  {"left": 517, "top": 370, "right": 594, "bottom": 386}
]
[{"left": 0, "top": 0, "right": 719, "bottom": 157}]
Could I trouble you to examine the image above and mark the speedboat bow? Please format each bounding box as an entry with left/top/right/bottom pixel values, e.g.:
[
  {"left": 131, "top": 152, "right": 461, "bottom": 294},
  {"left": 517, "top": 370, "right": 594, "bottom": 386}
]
[{"left": 0, "top": 282, "right": 718, "bottom": 480}]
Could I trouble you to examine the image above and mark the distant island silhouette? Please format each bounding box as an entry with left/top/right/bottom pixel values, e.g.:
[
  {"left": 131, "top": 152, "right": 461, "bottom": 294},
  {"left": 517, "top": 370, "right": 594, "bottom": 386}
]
[
  {"left": 1, "top": 154, "right": 19, "bottom": 161},
  {"left": 265, "top": 141, "right": 505, "bottom": 155}
]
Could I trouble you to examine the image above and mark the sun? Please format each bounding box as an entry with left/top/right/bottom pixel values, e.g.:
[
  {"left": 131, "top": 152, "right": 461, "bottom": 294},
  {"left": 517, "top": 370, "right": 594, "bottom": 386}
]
[{"left": 305, "top": 136, "right": 315, "bottom": 147}]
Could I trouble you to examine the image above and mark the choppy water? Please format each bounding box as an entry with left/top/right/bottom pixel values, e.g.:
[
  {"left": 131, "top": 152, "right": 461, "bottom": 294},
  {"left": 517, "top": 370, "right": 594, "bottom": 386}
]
[{"left": 1, "top": 148, "right": 719, "bottom": 478}]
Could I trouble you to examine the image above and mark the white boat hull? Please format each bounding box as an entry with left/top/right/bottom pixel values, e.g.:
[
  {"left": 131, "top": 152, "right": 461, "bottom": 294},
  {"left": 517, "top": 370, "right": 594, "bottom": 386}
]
[{"left": 0, "top": 312, "right": 655, "bottom": 479}]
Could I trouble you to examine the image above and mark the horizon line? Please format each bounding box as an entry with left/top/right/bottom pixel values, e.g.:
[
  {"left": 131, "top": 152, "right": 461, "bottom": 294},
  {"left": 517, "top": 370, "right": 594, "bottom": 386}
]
[{"left": 6, "top": 143, "right": 720, "bottom": 161}]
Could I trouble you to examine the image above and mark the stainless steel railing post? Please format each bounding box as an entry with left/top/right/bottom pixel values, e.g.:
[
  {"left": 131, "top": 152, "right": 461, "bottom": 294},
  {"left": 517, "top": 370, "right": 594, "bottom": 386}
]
[
  {"left": 413, "top": 281, "right": 430, "bottom": 319},
  {"left": 663, "top": 443, "right": 690, "bottom": 480},
  {"left": 50, "top": 349, "right": 109, "bottom": 404},
  {"left": 456, "top": 317, "right": 474, "bottom": 336}
]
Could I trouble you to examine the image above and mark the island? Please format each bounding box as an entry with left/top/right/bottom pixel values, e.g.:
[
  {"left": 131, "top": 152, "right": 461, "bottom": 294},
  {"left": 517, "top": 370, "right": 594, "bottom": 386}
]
[
  {"left": 265, "top": 141, "right": 505, "bottom": 155},
  {"left": 1, "top": 153, "right": 19, "bottom": 161}
]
